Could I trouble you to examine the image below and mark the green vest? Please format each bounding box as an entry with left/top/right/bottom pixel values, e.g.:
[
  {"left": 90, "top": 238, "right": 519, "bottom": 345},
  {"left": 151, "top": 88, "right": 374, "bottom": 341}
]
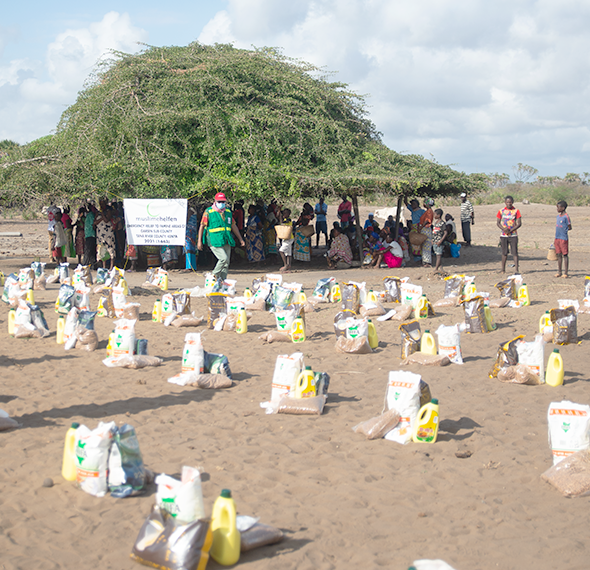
[{"left": 205, "top": 207, "right": 235, "bottom": 247}]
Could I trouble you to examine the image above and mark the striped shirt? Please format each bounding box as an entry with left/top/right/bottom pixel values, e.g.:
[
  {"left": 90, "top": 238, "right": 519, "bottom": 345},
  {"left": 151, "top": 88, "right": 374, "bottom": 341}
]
[{"left": 460, "top": 200, "right": 474, "bottom": 221}]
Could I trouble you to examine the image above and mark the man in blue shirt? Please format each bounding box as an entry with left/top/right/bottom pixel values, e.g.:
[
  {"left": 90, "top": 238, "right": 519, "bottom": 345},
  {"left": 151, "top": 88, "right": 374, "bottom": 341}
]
[{"left": 314, "top": 197, "right": 328, "bottom": 247}]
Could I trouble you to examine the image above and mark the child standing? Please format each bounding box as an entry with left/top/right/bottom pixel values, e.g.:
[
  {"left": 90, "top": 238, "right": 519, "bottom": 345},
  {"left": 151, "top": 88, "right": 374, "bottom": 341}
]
[
  {"left": 555, "top": 200, "right": 572, "bottom": 278},
  {"left": 278, "top": 208, "right": 294, "bottom": 272},
  {"left": 496, "top": 195, "right": 522, "bottom": 273},
  {"left": 432, "top": 208, "right": 448, "bottom": 273}
]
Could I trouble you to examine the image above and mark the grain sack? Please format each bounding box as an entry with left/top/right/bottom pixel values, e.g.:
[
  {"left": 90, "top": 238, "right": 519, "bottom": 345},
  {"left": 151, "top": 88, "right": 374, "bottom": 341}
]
[
  {"left": 558, "top": 299, "right": 579, "bottom": 312},
  {"left": 63, "top": 307, "right": 80, "bottom": 350},
  {"left": 400, "top": 282, "right": 423, "bottom": 308},
  {"left": 435, "top": 324, "right": 463, "bottom": 364},
  {"left": 171, "top": 314, "right": 205, "bottom": 328},
  {"left": 488, "top": 335, "right": 524, "bottom": 378},
  {"left": 541, "top": 449, "right": 590, "bottom": 497},
  {"left": 497, "top": 364, "right": 542, "bottom": 385},
  {"left": 97, "top": 288, "right": 116, "bottom": 318},
  {"left": 399, "top": 320, "right": 421, "bottom": 359},
  {"left": 384, "top": 370, "right": 422, "bottom": 445},
  {"left": 240, "top": 523, "right": 284, "bottom": 552},
  {"left": 155, "top": 466, "right": 205, "bottom": 523},
  {"left": 111, "top": 318, "right": 136, "bottom": 357},
  {"left": 58, "top": 262, "right": 70, "bottom": 283},
  {"left": 335, "top": 335, "right": 373, "bottom": 354},
  {"left": 29, "top": 304, "right": 50, "bottom": 337},
  {"left": 388, "top": 304, "right": 413, "bottom": 321},
  {"left": 345, "top": 317, "right": 369, "bottom": 340},
  {"left": 548, "top": 401, "right": 590, "bottom": 465},
  {"left": 341, "top": 282, "right": 361, "bottom": 313},
  {"left": 74, "top": 285, "right": 91, "bottom": 311},
  {"left": 433, "top": 297, "right": 460, "bottom": 308},
  {"left": 193, "top": 374, "right": 233, "bottom": 389},
  {"left": 18, "top": 267, "right": 35, "bottom": 290},
  {"left": 207, "top": 292, "right": 228, "bottom": 329},
  {"left": 275, "top": 307, "right": 297, "bottom": 333},
  {"left": 270, "top": 353, "right": 304, "bottom": 404},
  {"left": 489, "top": 297, "right": 510, "bottom": 308},
  {"left": 75, "top": 421, "right": 115, "bottom": 497},
  {"left": 353, "top": 408, "right": 401, "bottom": 440},
  {"left": 56, "top": 284, "right": 76, "bottom": 315},
  {"left": 75, "top": 327, "right": 99, "bottom": 351},
  {"left": 359, "top": 302, "right": 386, "bottom": 317},
  {"left": 444, "top": 274, "right": 465, "bottom": 298},
  {"left": 258, "top": 331, "right": 291, "bottom": 343},
  {"left": 402, "top": 353, "right": 450, "bottom": 366},
  {"left": 277, "top": 394, "right": 327, "bottom": 415},
  {"left": 181, "top": 332, "right": 204, "bottom": 374},
  {"left": 383, "top": 276, "right": 402, "bottom": 303},
  {"left": 550, "top": 306, "right": 577, "bottom": 345},
  {"left": 516, "top": 335, "right": 545, "bottom": 380},
  {"left": 462, "top": 296, "right": 487, "bottom": 333}
]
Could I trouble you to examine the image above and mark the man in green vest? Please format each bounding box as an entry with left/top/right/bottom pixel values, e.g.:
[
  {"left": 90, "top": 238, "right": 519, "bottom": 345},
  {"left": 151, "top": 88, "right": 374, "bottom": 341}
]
[{"left": 197, "top": 192, "right": 245, "bottom": 282}]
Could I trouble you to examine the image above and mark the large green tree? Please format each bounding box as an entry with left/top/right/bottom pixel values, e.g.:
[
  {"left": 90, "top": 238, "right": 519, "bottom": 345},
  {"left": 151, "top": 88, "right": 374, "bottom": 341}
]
[{"left": 0, "top": 42, "right": 482, "bottom": 207}]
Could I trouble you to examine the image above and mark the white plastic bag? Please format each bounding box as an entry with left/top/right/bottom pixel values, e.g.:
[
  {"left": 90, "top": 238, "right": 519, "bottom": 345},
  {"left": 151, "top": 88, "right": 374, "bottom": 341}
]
[
  {"left": 112, "top": 318, "right": 136, "bottom": 357},
  {"left": 74, "top": 285, "right": 91, "bottom": 311},
  {"left": 516, "top": 335, "right": 545, "bottom": 380},
  {"left": 155, "top": 466, "right": 205, "bottom": 523},
  {"left": 181, "top": 332, "right": 204, "bottom": 374},
  {"left": 401, "top": 282, "right": 423, "bottom": 307},
  {"left": 269, "top": 352, "right": 304, "bottom": 404},
  {"left": 275, "top": 307, "right": 297, "bottom": 332},
  {"left": 384, "top": 371, "right": 422, "bottom": 445},
  {"left": 75, "top": 421, "right": 115, "bottom": 497},
  {"left": 112, "top": 285, "right": 127, "bottom": 318},
  {"left": 64, "top": 307, "right": 80, "bottom": 350},
  {"left": 435, "top": 324, "right": 463, "bottom": 365},
  {"left": 345, "top": 318, "right": 369, "bottom": 340},
  {"left": 548, "top": 401, "right": 590, "bottom": 465}
]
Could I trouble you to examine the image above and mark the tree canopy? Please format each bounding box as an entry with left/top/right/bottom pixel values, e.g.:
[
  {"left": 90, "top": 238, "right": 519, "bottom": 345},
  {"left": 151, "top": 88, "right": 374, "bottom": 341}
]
[{"left": 0, "top": 42, "right": 483, "bottom": 207}]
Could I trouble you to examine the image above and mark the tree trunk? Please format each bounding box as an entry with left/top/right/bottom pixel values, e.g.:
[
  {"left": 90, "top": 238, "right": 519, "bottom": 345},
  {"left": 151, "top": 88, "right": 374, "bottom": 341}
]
[{"left": 351, "top": 193, "right": 363, "bottom": 263}]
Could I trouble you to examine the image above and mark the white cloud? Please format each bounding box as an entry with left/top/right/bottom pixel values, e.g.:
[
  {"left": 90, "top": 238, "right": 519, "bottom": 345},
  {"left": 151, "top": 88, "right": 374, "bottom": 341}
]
[
  {"left": 198, "top": 0, "right": 590, "bottom": 176},
  {"left": 0, "top": 12, "right": 147, "bottom": 143}
]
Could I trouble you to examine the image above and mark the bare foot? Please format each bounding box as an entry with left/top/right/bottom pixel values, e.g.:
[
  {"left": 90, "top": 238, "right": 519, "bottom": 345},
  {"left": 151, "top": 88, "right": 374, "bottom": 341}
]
[
  {"left": 555, "top": 273, "right": 562, "bottom": 277},
  {"left": 562, "top": 274, "right": 569, "bottom": 278}
]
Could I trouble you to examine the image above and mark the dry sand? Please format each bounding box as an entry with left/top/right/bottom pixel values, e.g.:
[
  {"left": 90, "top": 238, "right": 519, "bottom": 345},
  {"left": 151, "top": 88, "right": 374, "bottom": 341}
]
[{"left": 1, "top": 203, "right": 589, "bottom": 570}]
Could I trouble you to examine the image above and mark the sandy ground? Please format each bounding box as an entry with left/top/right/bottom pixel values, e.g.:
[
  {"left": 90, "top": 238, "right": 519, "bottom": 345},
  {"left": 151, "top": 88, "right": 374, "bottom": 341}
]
[{"left": 1, "top": 202, "right": 589, "bottom": 570}]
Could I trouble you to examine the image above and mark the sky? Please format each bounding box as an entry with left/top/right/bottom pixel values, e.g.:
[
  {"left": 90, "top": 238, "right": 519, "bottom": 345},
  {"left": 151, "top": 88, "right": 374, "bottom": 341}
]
[{"left": 1, "top": 0, "right": 589, "bottom": 179}]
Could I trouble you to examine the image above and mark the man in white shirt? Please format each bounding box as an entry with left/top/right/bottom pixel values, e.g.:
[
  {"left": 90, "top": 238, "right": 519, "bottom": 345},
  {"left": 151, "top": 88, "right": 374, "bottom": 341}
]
[
  {"left": 460, "top": 193, "right": 474, "bottom": 246},
  {"left": 47, "top": 204, "right": 60, "bottom": 261}
]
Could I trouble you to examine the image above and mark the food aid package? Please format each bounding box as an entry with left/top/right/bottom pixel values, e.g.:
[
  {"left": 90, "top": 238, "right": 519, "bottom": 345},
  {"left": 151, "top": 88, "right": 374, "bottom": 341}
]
[
  {"left": 462, "top": 296, "right": 487, "bottom": 333},
  {"left": 548, "top": 401, "right": 590, "bottom": 465},
  {"left": 277, "top": 394, "right": 327, "bottom": 415},
  {"left": 97, "top": 288, "right": 116, "bottom": 318},
  {"left": 239, "top": 521, "right": 284, "bottom": 552},
  {"left": 495, "top": 277, "right": 516, "bottom": 299},
  {"left": 444, "top": 274, "right": 465, "bottom": 298},
  {"left": 353, "top": 408, "right": 401, "bottom": 440},
  {"left": 488, "top": 335, "right": 524, "bottom": 378},
  {"left": 312, "top": 277, "right": 333, "bottom": 302},
  {"left": 275, "top": 307, "right": 297, "bottom": 333},
  {"left": 73, "top": 285, "right": 91, "bottom": 311},
  {"left": 271, "top": 285, "right": 294, "bottom": 311},
  {"left": 179, "top": 332, "right": 204, "bottom": 374},
  {"left": 96, "top": 267, "right": 109, "bottom": 285},
  {"left": 108, "top": 424, "right": 146, "bottom": 498},
  {"left": 112, "top": 318, "right": 136, "bottom": 357},
  {"left": 155, "top": 466, "right": 205, "bottom": 523},
  {"left": 56, "top": 284, "right": 76, "bottom": 315},
  {"left": 558, "top": 299, "right": 579, "bottom": 312},
  {"left": 104, "top": 355, "right": 162, "bottom": 369},
  {"left": 72, "top": 264, "right": 93, "bottom": 286},
  {"left": 58, "top": 262, "right": 70, "bottom": 283},
  {"left": 359, "top": 302, "right": 386, "bottom": 318},
  {"left": 384, "top": 371, "right": 422, "bottom": 445},
  {"left": 112, "top": 285, "right": 127, "bottom": 318},
  {"left": 260, "top": 353, "right": 304, "bottom": 413},
  {"left": 400, "top": 282, "right": 423, "bottom": 308},
  {"left": 18, "top": 267, "right": 35, "bottom": 290},
  {"left": 550, "top": 306, "right": 577, "bottom": 345},
  {"left": 516, "top": 335, "right": 545, "bottom": 380},
  {"left": 2, "top": 273, "right": 19, "bottom": 304},
  {"left": 14, "top": 300, "right": 32, "bottom": 327},
  {"left": 207, "top": 292, "right": 228, "bottom": 328},
  {"left": 31, "top": 261, "right": 46, "bottom": 279},
  {"left": 281, "top": 281, "right": 302, "bottom": 297},
  {"left": 203, "top": 351, "right": 232, "bottom": 378},
  {"left": 226, "top": 297, "right": 245, "bottom": 315},
  {"left": 383, "top": 276, "right": 402, "bottom": 303},
  {"left": 63, "top": 307, "right": 80, "bottom": 350},
  {"left": 130, "top": 506, "right": 212, "bottom": 570},
  {"left": 497, "top": 364, "right": 542, "bottom": 385},
  {"left": 30, "top": 304, "right": 50, "bottom": 337},
  {"left": 541, "top": 449, "right": 590, "bottom": 498},
  {"left": 345, "top": 317, "right": 369, "bottom": 340},
  {"left": 75, "top": 421, "right": 116, "bottom": 497},
  {"left": 399, "top": 320, "right": 421, "bottom": 359},
  {"left": 265, "top": 273, "right": 283, "bottom": 286},
  {"left": 333, "top": 310, "right": 356, "bottom": 337},
  {"left": 402, "top": 353, "right": 450, "bottom": 366},
  {"left": 341, "top": 282, "right": 361, "bottom": 313},
  {"left": 348, "top": 280, "right": 367, "bottom": 305},
  {"left": 249, "top": 281, "right": 271, "bottom": 310},
  {"left": 335, "top": 336, "right": 373, "bottom": 354},
  {"left": 435, "top": 324, "right": 463, "bottom": 364}
]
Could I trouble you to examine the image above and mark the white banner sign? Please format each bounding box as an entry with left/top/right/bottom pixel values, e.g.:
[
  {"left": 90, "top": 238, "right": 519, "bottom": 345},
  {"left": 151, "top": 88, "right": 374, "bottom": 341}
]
[{"left": 124, "top": 199, "right": 187, "bottom": 246}]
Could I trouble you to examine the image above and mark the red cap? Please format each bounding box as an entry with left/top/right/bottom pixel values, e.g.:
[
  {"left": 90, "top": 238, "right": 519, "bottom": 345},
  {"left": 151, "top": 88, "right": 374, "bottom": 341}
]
[{"left": 214, "top": 192, "right": 227, "bottom": 202}]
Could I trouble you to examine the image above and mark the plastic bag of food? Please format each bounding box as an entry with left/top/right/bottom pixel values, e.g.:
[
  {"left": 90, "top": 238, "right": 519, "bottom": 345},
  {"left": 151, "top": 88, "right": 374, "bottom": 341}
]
[
  {"left": 14, "top": 299, "right": 32, "bottom": 327},
  {"left": 402, "top": 353, "right": 450, "bottom": 366},
  {"left": 550, "top": 306, "right": 577, "bottom": 345},
  {"left": 462, "top": 296, "right": 487, "bottom": 333},
  {"left": 335, "top": 336, "right": 373, "bottom": 354},
  {"left": 341, "top": 282, "right": 361, "bottom": 313},
  {"left": 156, "top": 466, "right": 205, "bottom": 523},
  {"left": 433, "top": 297, "right": 460, "bottom": 308},
  {"left": 353, "top": 408, "right": 401, "bottom": 440},
  {"left": 34, "top": 273, "right": 47, "bottom": 290},
  {"left": 444, "top": 274, "right": 464, "bottom": 298},
  {"left": 171, "top": 314, "right": 205, "bottom": 328},
  {"left": 333, "top": 310, "right": 357, "bottom": 337},
  {"left": 270, "top": 352, "right": 304, "bottom": 404},
  {"left": 271, "top": 285, "right": 294, "bottom": 311},
  {"left": 275, "top": 307, "right": 297, "bottom": 333},
  {"left": 399, "top": 320, "right": 421, "bottom": 359},
  {"left": 312, "top": 278, "right": 333, "bottom": 302},
  {"left": 75, "top": 327, "right": 99, "bottom": 351},
  {"left": 130, "top": 506, "right": 212, "bottom": 570},
  {"left": 277, "top": 394, "right": 327, "bottom": 415},
  {"left": 112, "top": 285, "right": 127, "bottom": 318},
  {"left": 249, "top": 281, "right": 271, "bottom": 307},
  {"left": 400, "top": 282, "right": 423, "bottom": 307},
  {"left": 112, "top": 318, "right": 136, "bottom": 357},
  {"left": 29, "top": 304, "right": 50, "bottom": 337},
  {"left": 75, "top": 421, "right": 116, "bottom": 497},
  {"left": 558, "top": 299, "right": 579, "bottom": 312},
  {"left": 56, "top": 284, "right": 76, "bottom": 315},
  {"left": 18, "top": 267, "right": 35, "bottom": 290},
  {"left": 73, "top": 285, "right": 91, "bottom": 311},
  {"left": 122, "top": 303, "right": 141, "bottom": 321},
  {"left": 63, "top": 307, "right": 80, "bottom": 350},
  {"left": 488, "top": 335, "right": 524, "bottom": 378},
  {"left": 489, "top": 297, "right": 510, "bottom": 308},
  {"left": 176, "top": 332, "right": 204, "bottom": 375},
  {"left": 31, "top": 261, "right": 45, "bottom": 278},
  {"left": 541, "top": 449, "right": 590, "bottom": 497},
  {"left": 108, "top": 424, "right": 146, "bottom": 498},
  {"left": 516, "top": 335, "right": 545, "bottom": 380},
  {"left": 193, "top": 374, "right": 233, "bottom": 389},
  {"left": 359, "top": 302, "right": 386, "bottom": 317},
  {"left": 2, "top": 273, "right": 19, "bottom": 304},
  {"left": 203, "top": 351, "right": 232, "bottom": 378},
  {"left": 103, "top": 355, "right": 162, "bottom": 368},
  {"left": 258, "top": 331, "right": 291, "bottom": 343},
  {"left": 384, "top": 371, "right": 422, "bottom": 445},
  {"left": 548, "top": 401, "right": 590, "bottom": 465},
  {"left": 207, "top": 292, "right": 228, "bottom": 329},
  {"left": 0, "top": 409, "right": 19, "bottom": 431},
  {"left": 495, "top": 277, "right": 516, "bottom": 300},
  {"left": 383, "top": 276, "right": 402, "bottom": 303},
  {"left": 346, "top": 317, "right": 369, "bottom": 340},
  {"left": 96, "top": 267, "right": 109, "bottom": 285},
  {"left": 58, "top": 262, "right": 70, "bottom": 283},
  {"left": 240, "top": 523, "right": 284, "bottom": 552},
  {"left": 435, "top": 324, "right": 463, "bottom": 364},
  {"left": 14, "top": 323, "right": 43, "bottom": 338},
  {"left": 497, "top": 364, "right": 542, "bottom": 385},
  {"left": 97, "top": 288, "right": 116, "bottom": 318}
]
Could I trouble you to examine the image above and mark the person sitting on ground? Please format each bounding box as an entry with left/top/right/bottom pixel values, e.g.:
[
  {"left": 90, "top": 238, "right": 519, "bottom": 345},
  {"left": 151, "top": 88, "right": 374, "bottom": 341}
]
[
  {"left": 383, "top": 215, "right": 395, "bottom": 231},
  {"left": 328, "top": 221, "right": 341, "bottom": 249},
  {"left": 326, "top": 226, "right": 353, "bottom": 269},
  {"left": 432, "top": 208, "right": 449, "bottom": 273},
  {"left": 381, "top": 232, "right": 404, "bottom": 268},
  {"left": 364, "top": 213, "right": 375, "bottom": 230}
]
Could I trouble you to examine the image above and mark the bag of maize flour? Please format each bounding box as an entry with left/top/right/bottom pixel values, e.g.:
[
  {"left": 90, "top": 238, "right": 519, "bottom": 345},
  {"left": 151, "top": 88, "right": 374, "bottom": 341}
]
[
  {"left": 112, "top": 319, "right": 136, "bottom": 357},
  {"left": 75, "top": 421, "right": 116, "bottom": 497},
  {"left": 155, "top": 466, "right": 205, "bottom": 523},
  {"left": 548, "top": 401, "right": 590, "bottom": 465},
  {"left": 74, "top": 285, "right": 91, "bottom": 311},
  {"left": 435, "top": 324, "right": 463, "bottom": 364},
  {"left": 112, "top": 285, "right": 127, "bottom": 318},
  {"left": 270, "top": 352, "right": 304, "bottom": 405},
  {"left": 384, "top": 371, "right": 422, "bottom": 445},
  {"left": 516, "top": 335, "right": 545, "bottom": 380},
  {"left": 181, "top": 332, "right": 204, "bottom": 374}
]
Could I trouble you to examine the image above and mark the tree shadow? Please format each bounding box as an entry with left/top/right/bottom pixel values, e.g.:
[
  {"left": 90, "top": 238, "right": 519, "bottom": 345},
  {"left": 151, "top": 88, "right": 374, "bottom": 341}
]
[{"left": 0, "top": 353, "right": 79, "bottom": 367}]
